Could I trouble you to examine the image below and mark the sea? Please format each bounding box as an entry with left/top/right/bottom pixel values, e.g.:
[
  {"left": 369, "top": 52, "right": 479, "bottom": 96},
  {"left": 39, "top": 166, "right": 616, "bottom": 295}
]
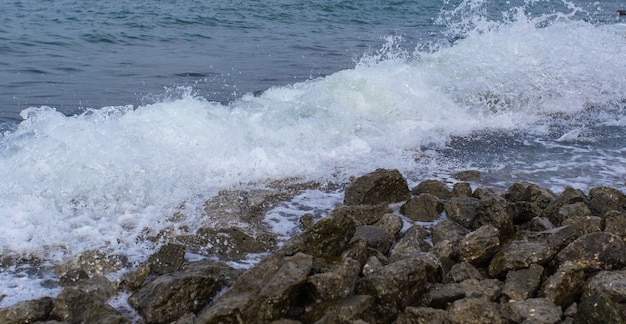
[{"left": 1, "top": 0, "right": 625, "bottom": 309}]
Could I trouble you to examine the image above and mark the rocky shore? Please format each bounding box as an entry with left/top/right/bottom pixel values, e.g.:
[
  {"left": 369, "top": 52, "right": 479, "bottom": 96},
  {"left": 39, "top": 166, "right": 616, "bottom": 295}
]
[{"left": 1, "top": 168, "right": 626, "bottom": 323}]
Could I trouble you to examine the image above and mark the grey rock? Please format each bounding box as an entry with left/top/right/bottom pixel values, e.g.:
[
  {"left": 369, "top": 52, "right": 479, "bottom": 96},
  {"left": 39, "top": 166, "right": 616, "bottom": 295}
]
[
  {"left": 400, "top": 193, "right": 444, "bottom": 222},
  {"left": 375, "top": 213, "right": 404, "bottom": 238},
  {"left": 394, "top": 306, "right": 448, "bottom": 324},
  {"left": 521, "top": 184, "right": 557, "bottom": 209},
  {"left": 51, "top": 275, "right": 120, "bottom": 323},
  {"left": 411, "top": 180, "right": 451, "bottom": 200},
  {"left": 350, "top": 225, "right": 393, "bottom": 255},
  {"left": 583, "top": 270, "right": 626, "bottom": 303},
  {"left": 539, "top": 264, "right": 586, "bottom": 307},
  {"left": 509, "top": 201, "right": 543, "bottom": 224},
  {"left": 431, "top": 219, "right": 467, "bottom": 247},
  {"left": 344, "top": 169, "right": 410, "bottom": 206},
  {"left": 504, "top": 182, "right": 533, "bottom": 203},
  {"left": 307, "top": 295, "right": 374, "bottom": 324},
  {"left": 447, "top": 295, "right": 502, "bottom": 324},
  {"left": 420, "top": 283, "right": 465, "bottom": 308},
  {"left": 177, "top": 226, "right": 277, "bottom": 261},
  {"left": 0, "top": 297, "right": 54, "bottom": 324},
  {"left": 562, "top": 215, "right": 602, "bottom": 237},
  {"left": 451, "top": 182, "right": 473, "bottom": 198},
  {"left": 587, "top": 186, "right": 626, "bottom": 216},
  {"left": 574, "top": 293, "right": 626, "bottom": 324},
  {"left": 444, "top": 197, "right": 480, "bottom": 228},
  {"left": 447, "top": 262, "right": 484, "bottom": 283},
  {"left": 488, "top": 240, "right": 555, "bottom": 278},
  {"left": 452, "top": 170, "right": 481, "bottom": 181},
  {"left": 129, "top": 260, "right": 240, "bottom": 324},
  {"left": 472, "top": 195, "right": 513, "bottom": 237},
  {"left": 542, "top": 187, "right": 587, "bottom": 226},
  {"left": 530, "top": 217, "right": 555, "bottom": 231},
  {"left": 147, "top": 243, "right": 185, "bottom": 275},
  {"left": 554, "top": 232, "right": 626, "bottom": 271},
  {"left": 459, "top": 278, "right": 503, "bottom": 302},
  {"left": 459, "top": 225, "right": 500, "bottom": 266},
  {"left": 389, "top": 225, "right": 432, "bottom": 262},
  {"left": 502, "top": 263, "right": 544, "bottom": 301},
  {"left": 603, "top": 210, "right": 626, "bottom": 239},
  {"left": 327, "top": 204, "right": 391, "bottom": 226},
  {"left": 308, "top": 258, "right": 361, "bottom": 301},
  {"left": 499, "top": 298, "right": 562, "bottom": 324}
]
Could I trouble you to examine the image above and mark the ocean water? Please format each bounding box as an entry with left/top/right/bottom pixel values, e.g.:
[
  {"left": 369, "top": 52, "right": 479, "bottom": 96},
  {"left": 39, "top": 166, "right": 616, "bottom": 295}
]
[{"left": 1, "top": 0, "right": 626, "bottom": 308}]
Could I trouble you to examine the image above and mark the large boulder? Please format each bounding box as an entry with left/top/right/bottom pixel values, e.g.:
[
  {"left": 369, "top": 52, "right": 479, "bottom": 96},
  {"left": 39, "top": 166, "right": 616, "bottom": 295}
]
[
  {"left": 344, "top": 169, "right": 410, "bottom": 206},
  {"left": 129, "top": 260, "right": 241, "bottom": 324}
]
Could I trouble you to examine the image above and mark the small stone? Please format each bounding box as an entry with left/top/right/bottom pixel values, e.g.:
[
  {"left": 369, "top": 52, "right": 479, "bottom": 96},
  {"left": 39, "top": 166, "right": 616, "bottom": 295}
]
[
  {"left": 389, "top": 225, "right": 432, "bottom": 262},
  {"left": 530, "top": 217, "right": 555, "bottom": 231},
  {"left": 542, "top": 187, "right": 587, "bottom": 226},
  {"left": 539, "top": 265, "right": 586, "bottom": 307},
  {"left": 488, "top": 240, "right": 555, "bottom": 278}
]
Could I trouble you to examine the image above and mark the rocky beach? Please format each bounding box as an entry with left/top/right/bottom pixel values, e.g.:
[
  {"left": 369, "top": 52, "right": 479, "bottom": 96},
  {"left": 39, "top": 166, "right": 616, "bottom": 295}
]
[{"left": 1, "top": 168, "right": 626, "bottom": 323}]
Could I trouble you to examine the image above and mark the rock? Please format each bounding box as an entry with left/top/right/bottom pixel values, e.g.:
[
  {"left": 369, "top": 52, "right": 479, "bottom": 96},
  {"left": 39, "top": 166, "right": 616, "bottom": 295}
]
[
  {"left": 362, "top": 255, "right": 384, "bottom": 277},
  {"left": 129, "top": 259, "right": 241, "bottom": 324},
  {"left": 509, "top": 201, "right": 543, "bottom": 224},
  {"left": 459, "top": 225, "right": 500, "bottom": 266},
  {"left": 562, "top": 215, "right": 602, "bottom": 237},
  {"left": 118, "top": 263, "right": 152, "bottom": 292},
  {"left": 504, "top": 182, "right": 533, "bottom": 203},
  {"left": 420, "top": 283, "right": 465, "bottom": 308},
  {"left": 502, "top": 264, "right": 544, "bottom": 301},
  {"left": 0, "top": 297, "right": 54, "bottom": 323},
  {"left": 431, "top": 219, "right": 467, "bottom": 247},
  {"left": 554, "top": 202, "right": 592, "bottom": 226},
  {"left": 452, "top": 170, "right": 481, "bottom": 181},
  {"left": 539, "top": 265, "right": 586, "bottom": 307},
  {"left": 178, "top": 226, "right": 277, "bottom": 261},
  {"left": 447, "top": 295, "right": 502, "bottom": 324},
  {"left": 389, "top": 225, "right": 432, "bottom": 262},
  {"left": 375, "top": 213, "right": 404, "bottom": 238},
  {"left": 327, "top": 204, "right": 391, "bottom": 226},
  {"left": 307, "top": 257, "right": 361, "bottom": 301},
  {"left": 499, "top": 298, "right": 562, "bottom": 324},
  {"left": 447, "top": 262, "right": 484, "bottom": 283},
  {"left": 51, "top": 275, "right": 120, "bottom": 322},
  {"left": 54, "top": 250, "right": 128, "bottom": 276},
  {"left": 196, "top": 252, "right": 313, "bottom": 323},
  {"left": 341, "top": 238, "right": 369, "bottom": 267},
  {"left": 147, "top": 243, "right": 185, "bottom": 275},
  {"left": 277, "top": 210, "right": 356, "bottom": 260},
  {"left": 542, "top": 187, "right": 587, "bottom": 225},
  {"left": 451, "top": 182, "right": 473, "bottom": 198},
  {"left": 411, "top": 180, "right": 451, "bottom": 200},
  {"left": 530, "top": 217, "right": 555, "bottom": 231},
  {"left": 400, "top": 194, "right": 444, "bottom": 222},
  {"left": 587, "top": 186, "right": 626, "bottom": 216},
  {"left": 344, "top": 169, "right": 410, "bottom": 206},
  {"left": 350, "top": 225, "right": 393, "bottom": 255},
  {"left": 305, "top": 295, "right": 374, "bottom": 324},
  {"left": 395, "top": 306, "right": 448, "bottom": 324},
  {"left": 521, "top": 184, "right": 557, "bottom": 209},
  {"left": 603, "top": 210, "right": 626, "bottom": 240},
  {"left": 554, "top": 232, "right": 626, "bottom": 271},
  {"left": 575, "top": 293, "right": 626, "bottom": 324},
  {"left": 472, "top": 195, "right": 513, "bottom": 237},
  {"left": 444, "top": 197, "right": 480, "bottom": 228},
  {"left": 356, "top": 256, "right": 437, "bottom": 322},
  {"left": 583, "top": 270, "right": 626, "bottom": 303},
  {"left": 459, "top": 279, "right": 503, "bottom": 302},
  {"left": 488, "top": 240, "right": 555, "bottom": 278}
]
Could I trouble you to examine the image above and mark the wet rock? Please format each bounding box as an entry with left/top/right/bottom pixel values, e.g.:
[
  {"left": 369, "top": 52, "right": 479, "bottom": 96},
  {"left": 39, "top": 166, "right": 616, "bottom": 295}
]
[
  {"left": 444, "top": 197, "right": 480, "bottom": 228},
  {"left": 554, "top": 232, "right": 626, "bottom": 271},
  {"left": 562, "top": 215, "right": 602, "bottom": 237},
  {"left": 344, "top": 169, "right": 410, "bottom": 206},
  {"left": 509, "top": 201, "right": 543, "bottom": 224},
  {"left": 587, "top": 186, "right": 626, "bottom": 216},
  {"left": 447, "top": 262, "right": 484, "bottom": 283},
  {"left": 147, "top": 243, "right": 185, "bottom": 275},
  {"left": 575, "top": 293, "right": 626, "bottom": 324},
  {"left": 431, "top": 219, "right": 467, "bottom": 247},
  {"left": 459, "top": 278, "right": 503, "bottom": 302},
  {"left": 197, "top": 252, "right": 313, "bottom": 323},
  {"left": 298, "top": 213, "right": 315, "bottom": 231},
  {"left": 350, "top": 225, "right": 393, "bottom": 255},
  {"left": 327, "top": 204, "right": 391, "bottom": 226},
  {"left": 411, "top": 179, "right": 451, "bottom": 200},
  {"left": 583, "top": 270, "right": 626, "bottom": 303},
  {"left": 447, "top": 295, "right": 502, "bottom": 324},
  {"left": 305, "top": 295, "right": 374, "bottom": 324},
  {"left": 389, "top": 225, "right": 432, "bottom": 262},
  {"left": 0, "top": 297, "right": 54, "bottom": 323},
  {"left": 277, "top": 210, "right": 356, "bottom": 260},
  {"left": 459, "top": 225, "right": 500, "bottom": 266},
  {"left": 356, "top": 256, "right": 437, "bottom": 322},
  {"left": 521, "top": 184, "right": 557, "bottom": 209},
  {"left": 129, "top": 259, "right": 241, "bottom": 324},
  {"left": 178, "top": 226, "right": 277, "bottom": 261},
  {"left": 539, "top": 265, "right": 586, "bottom": 307},
  {"left": 488, "top": 240, "right": 554, "bottom": 278},
  {"left": 375, "top": 213, "right": 404, "bottom": 238},
  {"left": 542, "top": 187, "right": 587, "bottom": 225},
  {"left": 118, "top": 263, "right": 151, "bottom": 292},
  {"left": 400, "top": 193, "right": 444, "bottom": 222},
  {"left": 307, "top": 257, "right": 361, "bottom": 301},
  {"left": 502, "top": 264, "right": 544, "bottom": 301},
  {"left": 420, "top": 283, "right": 465, "bottom": 308},
  {"left": 54, "top": 250, "right": 127, "bottom": 276},
  {"left": 472, "top": 195, "right": 514, "bottom": 237},
  {"left": 51, "top": 275, "right": 120, "bottom": 323},
  {"left": 452, "top": 170, "right": 481, "bottom": 181},
  {"left": 394, "top": 306, "right": 448, "bottom": 324},
  {"left": 451, "top": 182, "right": 473, "bottom": 198},
  {"left": 603, "top": 210, "right": 626, "bottom": 240},
  {"left": 499, "top": 298, "right": 562, "bottom": 324}
]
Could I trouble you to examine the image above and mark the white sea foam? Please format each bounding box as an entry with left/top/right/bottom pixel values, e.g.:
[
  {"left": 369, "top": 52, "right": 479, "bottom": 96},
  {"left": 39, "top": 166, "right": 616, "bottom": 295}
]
[{"left": 1, "top": 2, "right": 625, "bottom": 307}]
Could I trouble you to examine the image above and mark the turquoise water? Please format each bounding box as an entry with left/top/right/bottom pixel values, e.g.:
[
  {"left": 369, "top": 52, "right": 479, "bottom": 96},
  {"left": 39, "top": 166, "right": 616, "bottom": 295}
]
[{"left": 0, "top": 0, "right": 625, "bottom": 307}]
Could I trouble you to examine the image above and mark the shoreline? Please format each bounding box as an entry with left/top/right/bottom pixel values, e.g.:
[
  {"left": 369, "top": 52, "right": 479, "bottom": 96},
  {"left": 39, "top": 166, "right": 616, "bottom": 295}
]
[{"left": 1, "top": 168, "right": 626, "bottom": 322}]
